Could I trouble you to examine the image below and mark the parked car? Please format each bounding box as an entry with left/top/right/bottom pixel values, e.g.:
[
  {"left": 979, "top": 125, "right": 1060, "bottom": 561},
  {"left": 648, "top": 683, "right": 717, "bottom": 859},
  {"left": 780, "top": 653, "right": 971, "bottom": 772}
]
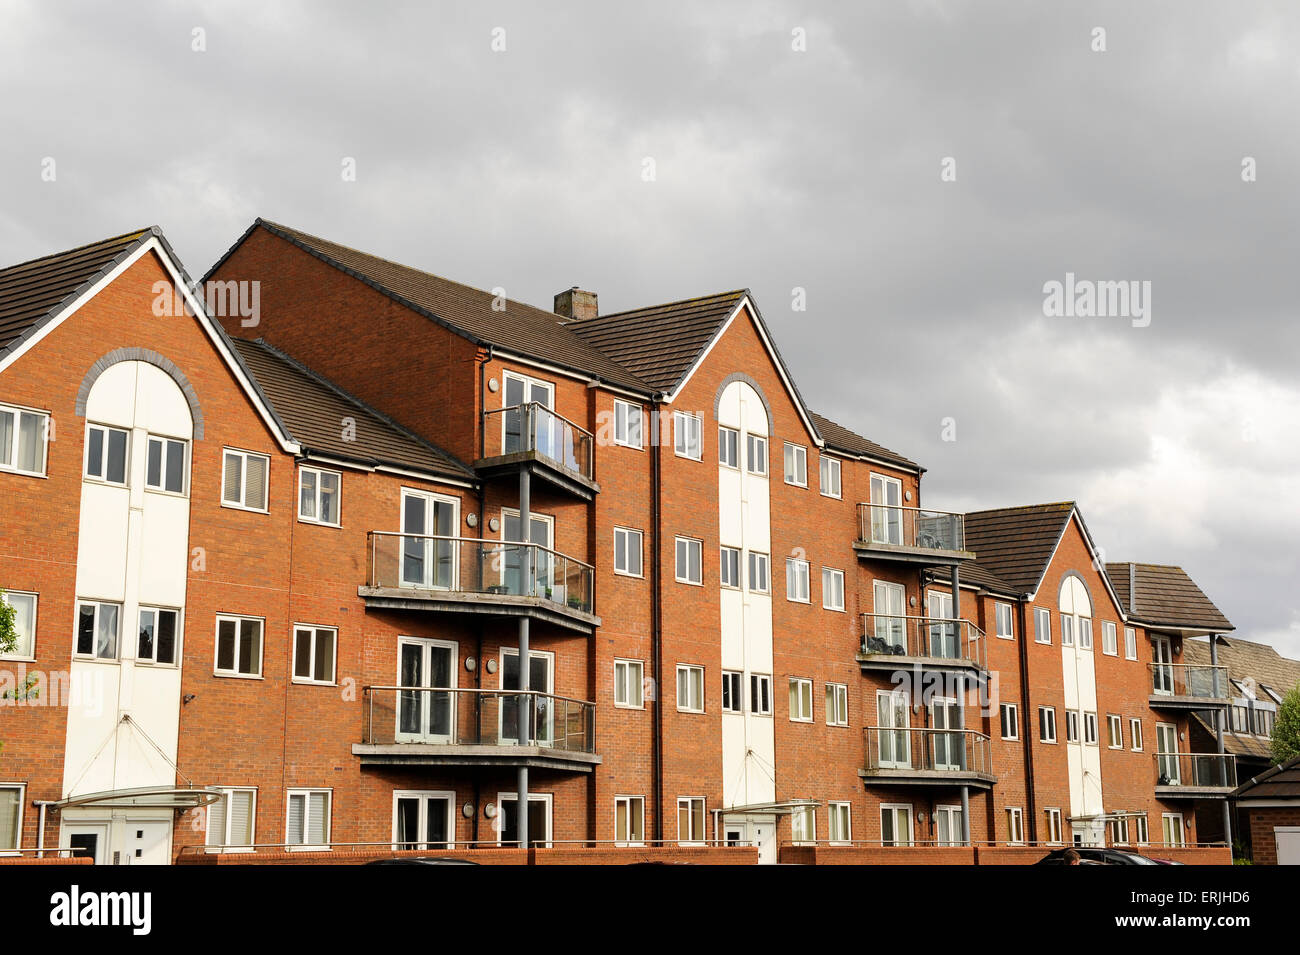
[{"left": 1033, "top": 847, "right": 1162, "bottom": 865}]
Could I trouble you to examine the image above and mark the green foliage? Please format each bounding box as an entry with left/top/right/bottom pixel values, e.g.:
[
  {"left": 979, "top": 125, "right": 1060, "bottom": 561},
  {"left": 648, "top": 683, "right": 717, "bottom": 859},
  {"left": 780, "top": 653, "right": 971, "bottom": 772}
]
[
  {"left": 1273, "top": 685, "right": 1300, "bottom": 765},
  {"left": 0, "top": 592, "right": 16, "bottom": 656}
]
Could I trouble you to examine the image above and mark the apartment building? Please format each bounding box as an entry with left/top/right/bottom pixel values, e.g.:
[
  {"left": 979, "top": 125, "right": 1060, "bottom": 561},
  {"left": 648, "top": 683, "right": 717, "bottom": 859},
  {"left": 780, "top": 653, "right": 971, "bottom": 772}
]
[{"left": 0, "top": 221, "right": 1238, "bottom": 864}]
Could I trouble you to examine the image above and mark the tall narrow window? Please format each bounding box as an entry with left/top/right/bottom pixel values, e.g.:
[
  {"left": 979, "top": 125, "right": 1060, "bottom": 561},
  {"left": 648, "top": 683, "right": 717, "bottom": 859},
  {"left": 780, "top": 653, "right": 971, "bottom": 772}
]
[
  {"left": 677, "top": 797, "right": 706, "bottom": 845},
  {"left": 673, "top": 412, "right": 702, "bottom": 460},
  {"left": 748, "top": 552, "right": 770, "bottom": 594},
  {"left": 719, "top": 547, "right": 740, "bottom": 588},
  {"left": 1102, "top": 621, "right": 1118, "bottom": 656},
  {"left": 784, "top": 443, "right": 807, "bottom": 486},
  {"left": 721, "top": 670, "right": 742, "bottom": 713},
  {"left": 785, "top": 558, "right": 810, "bottom": 603},
  {"left": 85, "top": 424, "right": 128, "bottom": 485},
  {"left": 825, "top": 683, "right": 849, "bottom": 726},
  {"left": 750, "top": 674, "right": 772, "bottom": 715},
  {"left": 615, "top": 796, "right": 645, "bottom": 846},
  {"left": 995, "top": 603, "right": 1014, "bottom": 640},
  {"left": 675, "top": 537, "right": 702, "bottom": 585},
  {"left": 822, "top": 568, "right": 845, "bottom": 611},
  {"left": 745, "top": 434, "right": 767, "bottom": 476},
  {"left": 1034, "top": 608, "right": 1052, "bottom": 645},
  {"left": 718, "top": 427, "right": 739, "bottom": 468},
  {"left": 819, "top": 456, "right": 841, "bottom": 498},
  {"left": 146, "top": 435, "right": 188, "bottom": 494},
  {"left": 1124, "top": 626, "right": 1138, "bottom": 660}
]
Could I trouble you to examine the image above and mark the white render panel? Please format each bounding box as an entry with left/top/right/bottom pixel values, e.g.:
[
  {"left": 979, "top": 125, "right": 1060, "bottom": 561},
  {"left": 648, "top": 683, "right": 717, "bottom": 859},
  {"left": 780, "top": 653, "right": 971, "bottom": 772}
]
[{"left": 1060, "top": 575, "right": 1103, "bottom": 821}]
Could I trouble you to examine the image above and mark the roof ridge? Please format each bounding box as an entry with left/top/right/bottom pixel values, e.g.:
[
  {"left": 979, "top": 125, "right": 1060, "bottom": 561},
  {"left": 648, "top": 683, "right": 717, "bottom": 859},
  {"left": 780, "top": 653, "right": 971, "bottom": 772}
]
[
  {"left": 966, "top": 501, "right": 1076, "bottom": 515},
  {"left": 0, "top": 226, "right": 156, "bottom": 273},
  {"left": 583, "top": 289, "right": 749, "bottom": 324}
]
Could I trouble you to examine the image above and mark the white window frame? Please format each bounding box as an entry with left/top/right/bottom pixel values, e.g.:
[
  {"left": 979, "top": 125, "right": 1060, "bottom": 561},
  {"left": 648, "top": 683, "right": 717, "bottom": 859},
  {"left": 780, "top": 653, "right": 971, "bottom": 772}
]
[
  {"left": 292, "top": 624, "right": 337, "bottom": 685},
  {"left": 673, "top": 412, "right": 702, "bottom": 461},
  {"left": 0, "top": 590, "right": 37, "bottom": 659},
  {"left": 1102, "top": 620, "right": 1118, "bottom": 656},
  {"left": 144, "top": 433, "right": 190, "bottom": 496},
  {"left": 214, "top": 614, "right": 264, "bottom": 678},
  {"left": 1006, "top": 807, "right": 1025, "bottom": 845},
  {"left": 1038, "top": 705, "right": 1057, "bottom": 744},
  {"left": 613, "top": 400, "right": 643, "bottom": 449},
  {"left": 1000, "top": 702, "right": 1019, "bottom": 740},
  {"left": 1078, "top": 617, "right": 1093, "bottom": 651},
  {"left": 1066, "top": 710, "right": 1079, "bottom": 743},
  {"left": 1083, "top": 711, "right": 1098, "bottom": 745},
  {"left": 1045, "top": 808, "right": 1063, "bottom": 845},
  {"left": 747, "top": 552, "right": 770, "bottom": 594},
  {"left": 745, "top": 433, "right": 767, "bottom": 476},
  {"left": 995, "top": 603, "right": 1014, "bottom": 640},
  {"left": 674, "top": 536, "right": 703, "bottom": 586},
  {"left": 1034, "top": 607, "right": 1052, "bottom": 645},
  {"left": 719, "top": 546, "right": 741, "bottom": 589},
  {"left": 1110, "top": 815, "right": 1130, "bottom": 847},
  {"left": 827, "top": 801, "right": 852, "bottom": 845},
  {"left": 677, "top": 796, "right": 706, "bottom": 846},
  {"left": 788, "top": 677, "right": 814, "bottom": 723},
  {"left": 496, "top": 791, "right": 553, "bottom": 848},
  {"left": 1162, "top": 812, "right": 1185, "bottom": 848},
  {"left": 297, "top": 465, "right": 341, "bottom": 527},
  {"left": 285, "top": 788, "right": 332, "bottom": 851},
  {"left": 1124, "top": 626, "right": 1138, "bottom": 660},
  {"left": 221, "top": 447, "right": 271, "bottom": 512},
  {"left": 0, "top": 783, "right": 25, "bottom": 853},
  {"left": 614, "top": 658, "right": 644, "bottom": 709},
  {"left": 1135, "top": 814, "right": 1150, "bottom": 846},
  {"left": 822, "top": 567, "right": 845, "bottom": 612},
  {"left": 74, "top": 599, "right": 121, "bottom": 661},
  {"left": 819, "top": 455, "right": 841, "bottom": 498},
  {"left": 790, "top": 804, "right": 816, "bottom": 846},
  {"left": 718, "top": 426, "right": 739, "bottom": 469},
  {"left": 0, "top": 403, "right": 49, "bottom": 477},
  {"left": 613, "top": 526, "right": 644, "bottom": 578},
  {"left": 136, "top": 605, "right": 181, "bottom": 666},
  {"left": 614, "top": 795, "right": 646, "bottom": 847},
  {"left": 826, "top": 682, "right": 849, "bottom": 727},
  {"left": 83, "top": 422, "right": 130, "bottom": 486},
  {"left": 783, "top": 443, "right": 807, "bottom": 487},
  {"left": 785, "top": 558, "right": 810, "bottom": 603},
  {"left": 1061, "top": 615, "right": 1074, "bottom": 647},
  {"left": 676, "top": 664, "right": 704, "bottom": 713},
  {"left": 880, "top": 804, "right": 914, "bottom": 847},
  {"left": 1130, "top": 718, "right": 1144, "bottom": 752},
  {"left": 1107, "top": 713, "right": 1123, "bottom": 749},
  {"left": 750, "top": 673, "right": 772, "bottom": 716},
  {"left": 721, "top": 670, "right": 742, "bottom": 714},
  {"left": 206, "top": 787, "right": 256, "bottom": 853},
  {"left": 392, "top": 789, "right": 456, "bottom": 851}
]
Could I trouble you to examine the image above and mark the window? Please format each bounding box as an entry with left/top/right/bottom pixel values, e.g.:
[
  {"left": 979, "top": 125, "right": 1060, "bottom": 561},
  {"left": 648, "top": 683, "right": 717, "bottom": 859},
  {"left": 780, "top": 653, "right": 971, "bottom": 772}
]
[
  {"left": 828, "top": 802, "right": 851, "bottom": 845},
  {"left": 1109, "top": 815, "right": 1130, "bottom": 846},
  {"left": 750, "top": 674, "right": 772, "bottom": 715},
  {"left": 145, "top": 435, "right": 188, "bottom": 494},
  {"left": 719, "top": 547, "right": 740, "bottom": 588},
  {"left": 880, "top": 804, "right": 913, "bottom": 847},
  {"left": 1102, "top": 621, "right": 1118, "bottom": 656},
  {"left": 1231, "top": 704, "right": 1250, "bottom": 734},
  {"left": 286, "top": 790, "right": 331, "bottom": 849},
  {"left": 1083, "top": 711, "right": 1098, "bottom": 745},
  {"left": 0, "top": 784, "right": 23, "bottom": 851},
  {"left": 0, "top": 591, "right": 36, "bottom": 658},
  {"left": 785, "top": 558, "right": 810, "bottom": 603},
  {"left": 0, "top": 404, "right": 48, "bottom": 476},
  {"left": 1130, "top": 718, "right": 1143, "bottom": 751},
  {"left": 614, "top": 401, "right": 643, "bottom": 449},
  {"left": 721, "top": 670, "right": 742, "bottom": 713},
  {"left": 819, "top": 456, "right": 841, "bottom": 498},
  {"left": 1255, "top": 707, "right": 1277, "bottom": 738},
  {"left": 1006, "top": 807, "right": 1025, "bottom": 845},
  {"left": 137, "top": 607, "right": 180, "bottom": 665},
  {"left": 745, "top": 434, "right": 767, "bottom": 476},
  {"left": 1134, "top": 814, "right": 1150, "bottom": 846},
  {"left": 298, "top": 466, "right": 340, "bottom": 525},
  {"left": 215, "top": 615, "right": 263, "bottom": 677},
  {"left": 222, "top": 449, "right": 269, "bottom": 511},
  {"left": 615, "top": 796, "right": 645, "bottom": 846},
  {"left": 789, "top": 678, "right": 813, "bottom": 722},
  {"left": 676, "top": 664, "right": 704, "bottom": 713},
  {"left": 84, "top": 423, "right": 128, "bottom": 485},
  {"left": 293, "top": 625, "right": 337, "bottom": 684},
  {"left": 748, "top": 552, "right": 770, "bottom": 593},
  {"left": 75, "top": 600, "right": 120, "bottom": 660},
  {"left": 784, "top": 443, "right": 807, "bottom": 486},
  {"left": 1107, "top": 714, "right": 1123, "bottom": 749},
  {"left": 1078, "top": 618, "right": 1093, "bottom": 650},
  {"left": 826, "top": 683, "right": 848, "bottom": 726},
  {"left": 822, "top": 568, "right": 845, "bottom": 611},
  {"left": 206, "top": 788, "right": 256, "bottom": 851},
  {"left": 1000, "top": 703, "right": 1019, "bottom": 740},
  {"left": 1038, "top": 706, "right": 1057, "bottom": 743},
  {"left": 1162, "top": 813, "right": 1185, "bottom": 848},
  {"left": 1061, "top": 615, "right": 1074, "bottom": 647},
  {"left": 393, "top": 791, "right": 455, "bottom": 850},
  {"left": 1124, "top": 626, "right": 1138, "bottom": 660},
  {"left": 1066, "top": 710, "right": 1079, "bottom": 743},
  {"left": 995, "top": 602, "right": 1014, "bottom": 640},
  {"left": 1045, "top": 808, "right": 1063, "bottom": 845},
  {"left": 718, "top": 426, "right": 739, "bottom": 468},
  {"left": 1034, "top": 608, "right": 1052, "bottom": 645},
  {"left": 614, "top": 659, "right": 644, "bottom": 709},
  {"left": 614, "top": 527, "right": 644, "bottom": 577},
  {"left": 677, "top": 797, "right": 705, "bottom": 845},
  {"left": 673, "top": 412, "right": 701, "bottom": 460},
  {"left": 674, "top": 537, "right": 702, "bottom": 585},
  {"left": 790, "top": 805, "right": 815, "bottom": 845}
]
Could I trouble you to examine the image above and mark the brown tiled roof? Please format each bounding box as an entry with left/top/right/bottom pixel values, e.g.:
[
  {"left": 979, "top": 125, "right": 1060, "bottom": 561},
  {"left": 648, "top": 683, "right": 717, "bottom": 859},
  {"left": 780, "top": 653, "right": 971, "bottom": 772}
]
[
  {"left": 1233, "top": 754, "right": 1300, "bottom": 799},
  {"left": 565, "top": 290, "right": 746, "bottom": 393},
  {"left": 231, "top": 339, "right": 474, "bottom": 482},
  {"left": 932, "top": 561, "right": 1020, "bottom": 597},
  {"left": 1105, "top": 562, "right": 1233, "bottom": 631},
  {"left": 807, "top": 411, "right": 920, "bottom": 471},
  {"left": 219, "top": 220, "right": 652, "bottom": 393},
  {"left": 0, "top": 227, "right": 155, "bottom": 358},
  {"left": 959, "top": 503, "right": 1076, "bottom": 595}
]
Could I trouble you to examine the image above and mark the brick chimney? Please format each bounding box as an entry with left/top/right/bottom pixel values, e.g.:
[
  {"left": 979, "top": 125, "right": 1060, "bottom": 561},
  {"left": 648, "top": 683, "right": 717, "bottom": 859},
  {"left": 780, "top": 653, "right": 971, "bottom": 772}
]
[{"left": 554, "top": 287, "right": 598, "bottom": 321}]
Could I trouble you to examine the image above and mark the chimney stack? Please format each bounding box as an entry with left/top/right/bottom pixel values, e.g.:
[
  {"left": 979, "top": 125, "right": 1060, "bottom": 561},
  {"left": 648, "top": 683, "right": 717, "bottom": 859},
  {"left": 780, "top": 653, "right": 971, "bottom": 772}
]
[{"left": 554, "top": 287, "right": 598, "bottom": 321}]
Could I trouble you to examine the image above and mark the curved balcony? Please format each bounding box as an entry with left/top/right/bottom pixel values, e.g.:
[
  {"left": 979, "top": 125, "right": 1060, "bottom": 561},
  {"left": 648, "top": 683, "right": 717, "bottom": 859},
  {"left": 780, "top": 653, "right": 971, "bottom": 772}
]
[
  {"left": 860, "top": 727, "right": 995, "bottom": 789},
  {"left": 858, "top": 613, "right": 986, "bottom": 673},
  {"left": 477, "top": 402, "right": 598, "bottom": 499}
]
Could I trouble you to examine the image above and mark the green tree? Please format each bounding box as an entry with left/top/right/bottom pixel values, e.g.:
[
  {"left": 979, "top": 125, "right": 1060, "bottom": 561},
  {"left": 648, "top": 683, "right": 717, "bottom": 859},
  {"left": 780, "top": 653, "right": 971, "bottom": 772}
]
[
  {"left": 1273, "top": 686, "right": 1300, "bottom": 765},
  {"left": 0, "top": 591, "right": 16, "bottom": 657}
]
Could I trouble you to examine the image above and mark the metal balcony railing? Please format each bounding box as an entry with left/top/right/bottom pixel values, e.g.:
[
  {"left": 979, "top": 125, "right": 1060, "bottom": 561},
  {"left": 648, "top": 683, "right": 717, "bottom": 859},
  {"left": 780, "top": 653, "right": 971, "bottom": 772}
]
[
  {"left": 860, "top": 613, "right": 986, "bottom": 669},
  {"left": 483, "top": 402, "right": 593, "bottom": 479},
  {"left": 863, "top": 726, "right": 992, "bottom": 776},
  {"left": 367, "top": 533, "right": 594, "bottom": 614},
  {"left": 361, "top": 686, "right": 596, "bottom": 753},
  {"left": 856, "top": 504, "right": 965, "bottom": 552},
  {"left": 1149, "top": 663, "right": 1229, "bottom": 701},
  {"left": 1154, "top": 752, "right": 1238, "bottom": 790}
]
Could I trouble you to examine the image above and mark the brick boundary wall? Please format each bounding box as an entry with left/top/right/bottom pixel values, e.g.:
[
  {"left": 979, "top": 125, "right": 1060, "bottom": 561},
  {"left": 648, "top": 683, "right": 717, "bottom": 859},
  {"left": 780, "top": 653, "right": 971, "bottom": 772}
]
[
  {"left": 779, "top": 845, "right": 1232, "bottom": 866},
  {"left": 173, "top": 846, "right": 756, "bottom": 866},
  {"left": 0, "top": 857, "right": 93, "bottom": 865}
]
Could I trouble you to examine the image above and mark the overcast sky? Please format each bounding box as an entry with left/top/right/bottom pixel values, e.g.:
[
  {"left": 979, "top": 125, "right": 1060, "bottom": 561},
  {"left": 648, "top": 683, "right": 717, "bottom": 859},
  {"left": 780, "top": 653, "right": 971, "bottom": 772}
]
[{"left": 2, "top": 0, "right": 1297, "bottom": 655}]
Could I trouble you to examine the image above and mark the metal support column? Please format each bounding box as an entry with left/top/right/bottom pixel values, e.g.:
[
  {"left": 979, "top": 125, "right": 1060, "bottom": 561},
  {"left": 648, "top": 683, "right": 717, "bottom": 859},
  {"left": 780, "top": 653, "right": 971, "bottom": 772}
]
[
  {"left": 516, "top": 465, "right": 531, "bottom": 849},
  {"left": 961, "top": 785, "right": 971, "bottom": 846},
  {"left": 1210, "top": 634, "right": 1231, "bottom": 848}
]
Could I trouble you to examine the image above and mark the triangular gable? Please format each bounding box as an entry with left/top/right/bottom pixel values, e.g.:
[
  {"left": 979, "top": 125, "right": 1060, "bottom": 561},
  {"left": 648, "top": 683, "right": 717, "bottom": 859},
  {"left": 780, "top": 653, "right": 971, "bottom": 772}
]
[{"left": 1027, "top": 505, "right": 1130, "bottom": 620}]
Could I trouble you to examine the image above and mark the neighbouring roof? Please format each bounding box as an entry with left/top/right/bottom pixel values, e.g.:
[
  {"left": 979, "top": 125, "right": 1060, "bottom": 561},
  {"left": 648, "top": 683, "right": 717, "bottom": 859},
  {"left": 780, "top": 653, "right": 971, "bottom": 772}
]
[
  {"left": 958, "top": 502, "right": 1076, "bottom": 595},
  {"left": 1232, "top": 754, "right": 1300, "bottom": 800},
  {"left": 931, "top": 561, "right": 1020, "bottom": 597},
  {"left": 0, "top": 227, "right": 156, "bottom": 358},
  {"left": 807, "top": 411, "right": 920, "bottom": 472},
  {"left": 214, "top": 220, "right": 652, "bottom": 393},
  {"left": 231, "top": 339, "right": 474, "bottom": 482},
  {"left": 1184, "top": 636, "right": 1300, "bottom": 702},
  {"left": 1105, "top": 562, "right": 1233, "bottom": 632}
]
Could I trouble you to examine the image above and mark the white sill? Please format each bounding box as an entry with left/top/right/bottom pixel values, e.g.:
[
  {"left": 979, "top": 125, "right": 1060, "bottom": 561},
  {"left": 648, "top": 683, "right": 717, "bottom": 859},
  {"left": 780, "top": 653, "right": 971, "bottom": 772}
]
[
  {"left": 674, "top": 452, "right": 702, "bottom": 462},
  {"left": 745, "top": 470, "right": 767, "bottom": 478},
  {"left": 0, "top": 654, "right": 36, "bottom": 664},
  {"left": 820, "top": 492, "right": 842, "bottom": 500},
  {"left": 213, "top": 671, "right": 265, "bottom": 680},
  {"left": 297, "top": 516, "right": 342, "bottom": 528},
  {"left": 83, "top": 477, "right": 129, "bottom": 489},
  {"left": 613, "top": 702, "right": 645, "bottom": 711},
  {"left": 675, "top": 578, "right": 703, "bottom": 587},
  {"left": 612, "top": 441, "right": 644, "bottom": 452},
  {"left": 287, "top": 845, "right": 331, "bottom": 852},
  {"left": 144, "top": 487, "right": 190, "bottom": 500},
  {"left": 291, "top": 678, "right": 338, "bottom": 687},
  {"left": 134, "top": 661, "right": 181, "bottom": 669},
  {"left": 790, "top": 717, "right": 814, "bottom": 724},
  {"left": 676, "top": 708, "right": 705, "bottom": 715},
  {"left": 784, "top": 479, "right": 808, "bottom": 488},
  {"left": 221, "top": 502, "right": 269, "bottom": 515},
  {"left": 823, "top": 605, "right": 846, "bottom": 613},
  {"left": 613, "top": 570, "right": 645, "bottom": 580},
  {"left": 0, "top": 468, "right": 48, "bottom": 480},
  {"left": 72, "top": 656, "right": 121, "bottom": 665},
  {"left": 787, "top": 597, "right": 811, "bottom": 605}
]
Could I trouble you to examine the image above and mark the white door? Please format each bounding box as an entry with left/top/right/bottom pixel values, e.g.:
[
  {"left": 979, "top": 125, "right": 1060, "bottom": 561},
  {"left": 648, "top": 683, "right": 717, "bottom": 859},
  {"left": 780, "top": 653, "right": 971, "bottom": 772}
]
[
  {"left": 396, "top": 637, "right": 458, "bottom": 743},
  {"left": 124, "top": 820, "right": 171, "bottom": 865},
  {"left": 500, "top": 649, "right": 554, "bottom": 745},
  {"left": 502, "top": 510, "right": 554, "bottom": 598},
  {"left": 1162, "top": 813, "right": 1185, "bottom": 848},
  {"left": 930, "top": 697, "right": 964, "bottom": 771},
  {"left": 878, "top": 690, "right": 911, "bottom": 769},
  {"left": 1152, "top": 636, "right": 1174, "bottom": 694},
  {"left": 62, "top": 822, "right": 109, "bottom": 864},
  {"left": 751, "top": 821, "right": 777, "bottom": 865},
  {"left": 1156, "top": 722, "right": 1179, "bottom": 785},
  {"left": 503, "top": 371, "right": 556, "bottom": 456},
  {"left": 935, "top": 805, "right": 964, "bottom": 846},
  {"left": 928, "top": 591, "right": 957, "bottom": 658},
  {"left": 400, "top": 490, "right": 458, "bottom": 589},
  {"left": 872, "top": 580, "right": 906, "bottom": 651},
  {"left": 881, "top": 805, "right": 913, "bottom": 847},
  {"left": 869, "top": 474, "right": 903, "bottom": 544},
  {"left": 1275, "top": 827, "right": 1300, "bottom": 865}
]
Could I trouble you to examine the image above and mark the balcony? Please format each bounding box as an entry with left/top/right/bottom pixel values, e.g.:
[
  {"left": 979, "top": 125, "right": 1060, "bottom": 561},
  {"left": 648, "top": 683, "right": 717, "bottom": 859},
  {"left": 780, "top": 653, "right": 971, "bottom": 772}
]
[
  {"left": 1149, "top": 663, "right": 1230, "bottom": 710},
  {"left": 860, "top": 727, "right": 995, "bottom": 789},
  {"left": 1154, "top": 753, "right": 1237, "bottom": 797},
  {"left": 858, "top": 613, "right": 986, "bottom": 673},
  {"left": 854, "top": 505, "right": 974, "bottom": 565},
  {"left": 360, "top": 533, "right": 599, "bottom": 634},
  {"left": 354, "top": 686, "right": 600, "bottom": 773},
  {"left": 477, "top": 402, "right": 598, "bottom": 499}
]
